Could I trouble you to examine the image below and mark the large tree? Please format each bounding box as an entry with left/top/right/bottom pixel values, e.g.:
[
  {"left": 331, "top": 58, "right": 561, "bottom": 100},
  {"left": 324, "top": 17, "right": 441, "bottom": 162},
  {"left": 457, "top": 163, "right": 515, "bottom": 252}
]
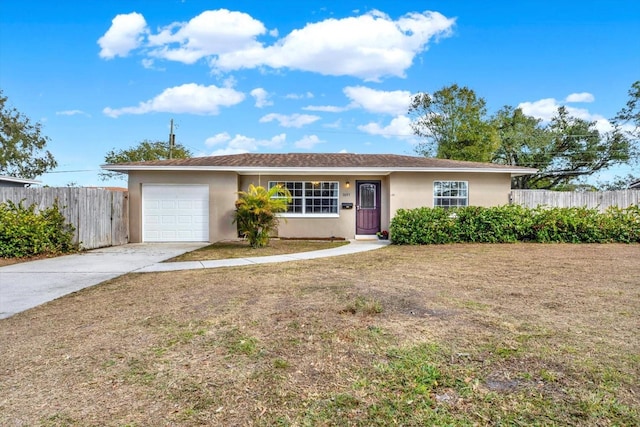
[
  {"left": 100, "top": 139, "right": 192, "bottom": 181},
  {"left": 409, "top": 84, "right": 499, "bottom": 162},
  {"left": 613, "top": 80, "right": 640, "bottom": 139},
  {"left": 596, "top": 173, "right": 639, "bottom": 190},
  {"left": 591, "top": 80, "right": 640, "bottom": 190},
  {"left": 409, "top": 83, "right": 635, "bottom": 189},
  {"left": 492, "top": 106, "right": 632, "bottom": 189},
  {"left": 491, "top": 106, "right": 553, "bottom": 189},
  {"left": 0, "top": 90, "right": 57, "bottom": 179}
]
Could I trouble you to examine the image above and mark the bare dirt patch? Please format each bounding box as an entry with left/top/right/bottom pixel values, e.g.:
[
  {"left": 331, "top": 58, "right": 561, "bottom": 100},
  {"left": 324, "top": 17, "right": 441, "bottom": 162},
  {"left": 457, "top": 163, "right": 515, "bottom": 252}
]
[{"left": 1, "top": 244, "right": 638, "bottom": 425}]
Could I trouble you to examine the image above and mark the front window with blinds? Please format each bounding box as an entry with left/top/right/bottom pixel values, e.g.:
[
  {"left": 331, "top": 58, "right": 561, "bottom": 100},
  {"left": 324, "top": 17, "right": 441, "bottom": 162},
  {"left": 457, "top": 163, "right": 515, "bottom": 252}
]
[
  {"left": 434, "top": 181, "right": 468, "bottom": 208},
  {"left": 269, "top": 181, "right": 339, "bottom": 215}
]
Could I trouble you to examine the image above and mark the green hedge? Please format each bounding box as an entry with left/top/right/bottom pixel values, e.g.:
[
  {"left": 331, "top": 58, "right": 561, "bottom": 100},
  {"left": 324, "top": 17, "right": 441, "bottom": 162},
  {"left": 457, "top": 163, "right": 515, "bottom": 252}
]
[
  {"left": 389, "top": 205, "right": 640, "bottom": 245},
  {"left": 0, "top": 200, "right": 78, "bottom": 258}
]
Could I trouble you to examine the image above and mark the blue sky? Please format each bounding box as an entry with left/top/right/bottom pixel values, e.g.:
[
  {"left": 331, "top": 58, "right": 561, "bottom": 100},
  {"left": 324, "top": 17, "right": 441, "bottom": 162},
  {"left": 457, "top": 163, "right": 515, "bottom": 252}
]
[{"left": 1, "top": 0, "right": 638, "bottom": 187}]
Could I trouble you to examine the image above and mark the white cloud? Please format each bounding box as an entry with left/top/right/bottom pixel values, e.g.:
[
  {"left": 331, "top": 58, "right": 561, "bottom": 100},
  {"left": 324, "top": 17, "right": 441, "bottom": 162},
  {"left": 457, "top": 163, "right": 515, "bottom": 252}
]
[
  {"left": 206, "top": 132, "right": 286, "bottom": 154},
  {"left": 103, "top": 83, "right": 245, "bottom": 117},
  {"left": 141, "top": 58, "right": 165, "bottom": 70},
  {"left": 146, "top": 9, "right": 266, "bottom": 64},
  {"left": 338, "top": 148, "right": 349, "bottom": 153},
  {"left": 259, "top": 113, "right": 320, "bottom": 128},
  {"left": 518, "top": 96, "right": 614, "bottom": 133},
  {"left": 100, "top": 9, "right": 455, "bottom": 81},
  {"left": 344, "top": 86, "right": 412, "bottom": 115},
  {"left": 98, "top": 12, "right": 147, "bottom": 59},
  {"left": 303, "top": 105, "right": 350, "bottom": 113},
  {"left": 204, "top": 132, "right": 232, "bottom": 146},
  {"left": 592, "top": 118, "right": 615, "bottom": 133},
  {"left": 303, "top": 86, "right": 412, "bottom": 115},
  {"left": 565, "top": 92, "right": 595, "bottom": 103},
  {"left": 518, "top": 98, "right": 560, "bottom": 122},
  {"left": 56, "top": 110, "right": 90, "bottom": 117},
  {"left": 358, "top": 115, "right": 413, "bottom": 138},
  {"left": 250, "top": 88, "right": 273, "bottom": 108},
  {"left": 294, "top": 135, "right": 324, "bottom": 149},
  {"left": 214, "top": 10, "right": 455, "bottom": 81},
  {"left": 564, "top": 107, "right": 607, "bottom": 124},
  {"left": 285, "top": 92, "right": 314, "bottom": 100}
]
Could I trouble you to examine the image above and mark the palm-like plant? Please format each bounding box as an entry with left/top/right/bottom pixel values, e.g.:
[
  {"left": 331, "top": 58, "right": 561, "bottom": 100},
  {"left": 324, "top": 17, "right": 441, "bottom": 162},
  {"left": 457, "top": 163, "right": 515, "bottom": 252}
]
[{"left": 233, "top": 184, "right": 292, "bottom": 248}]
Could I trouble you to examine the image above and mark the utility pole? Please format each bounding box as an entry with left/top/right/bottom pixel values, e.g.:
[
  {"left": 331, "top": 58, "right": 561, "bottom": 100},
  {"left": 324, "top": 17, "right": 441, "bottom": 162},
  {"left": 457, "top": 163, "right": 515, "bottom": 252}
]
[{"left": 169, "top": 118, "right": 175, "bottom": 159}]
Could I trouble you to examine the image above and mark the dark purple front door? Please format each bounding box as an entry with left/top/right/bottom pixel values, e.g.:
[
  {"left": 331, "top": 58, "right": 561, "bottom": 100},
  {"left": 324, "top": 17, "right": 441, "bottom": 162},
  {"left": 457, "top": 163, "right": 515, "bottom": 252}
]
[{"left": 356, "top": 181, "right": 381, "bottom": 235}]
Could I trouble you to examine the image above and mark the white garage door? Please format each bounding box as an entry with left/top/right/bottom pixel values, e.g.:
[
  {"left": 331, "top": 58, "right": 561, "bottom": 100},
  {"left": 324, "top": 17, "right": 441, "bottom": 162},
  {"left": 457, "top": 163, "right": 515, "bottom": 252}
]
[{"left": 143, "top": 184, "right": 209, "bottom": 242}]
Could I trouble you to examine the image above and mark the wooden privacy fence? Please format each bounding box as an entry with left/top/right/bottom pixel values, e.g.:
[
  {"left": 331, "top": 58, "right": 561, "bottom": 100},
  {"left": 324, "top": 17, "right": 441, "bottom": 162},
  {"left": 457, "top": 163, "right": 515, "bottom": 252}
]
[
  {"left": 0, "top": 187, "right": 128, "bottom": 250},
  {"left": 510, "top": 190, "right": 640, "bottom": 212}
]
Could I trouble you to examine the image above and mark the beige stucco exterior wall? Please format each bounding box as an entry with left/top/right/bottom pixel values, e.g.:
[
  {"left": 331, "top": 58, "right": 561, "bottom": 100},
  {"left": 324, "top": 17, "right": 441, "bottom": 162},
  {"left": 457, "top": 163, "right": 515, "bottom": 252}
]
[
  {"left": 388, "top": 172, "right": 512, "bottom": 218},
  {"left": 239, "top": 175, "right": 390, "bottom": 239},
  {"left": 127, "top": 171, "right": 238, "bottom": 243},
  {"left": 127, "top": 170, "right": 513, "bottom": 243}
]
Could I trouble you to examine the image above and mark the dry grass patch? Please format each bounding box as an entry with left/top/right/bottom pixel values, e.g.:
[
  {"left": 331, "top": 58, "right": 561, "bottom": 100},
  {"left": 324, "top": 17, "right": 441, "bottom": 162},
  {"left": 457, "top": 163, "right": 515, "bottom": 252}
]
[
  {"left": 166, "top": 238, "right": 349, "bottom": 262},
  {"left": 1, "top": 244, "right": 638, "bottom": 426}
]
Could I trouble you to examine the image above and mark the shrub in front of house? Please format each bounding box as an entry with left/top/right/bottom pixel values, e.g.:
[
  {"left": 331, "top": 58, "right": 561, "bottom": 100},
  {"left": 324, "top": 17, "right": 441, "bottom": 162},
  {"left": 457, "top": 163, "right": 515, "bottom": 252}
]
[
  {"left": 233, "top": 184, "right": 292, "bottom": 248},
  {"left": 0, "top": 200, "right": 78, "bottom": 258},
  {"left": 454, "top": 205, "right": 530, "bottom": 243},
  {"left": 391, "top": 206, "right": 456, "bottom": 244},
  {"left": 597, "top": 205, "right": 640, "bottom": 243},
  {"left": 390, "top": 205, "right": 640, "bottom": 245}
]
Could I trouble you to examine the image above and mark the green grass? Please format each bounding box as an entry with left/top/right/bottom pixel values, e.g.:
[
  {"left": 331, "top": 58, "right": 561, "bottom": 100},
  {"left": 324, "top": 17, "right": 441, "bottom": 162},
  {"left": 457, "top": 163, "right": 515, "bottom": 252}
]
[
  {"left": 342, "top": 295, "right": 384, "bottom": 315},
  {"left": 1, "top": 243, "right": 637, "bottom": 426},
  {"left": 294, "top": 341, "right": 638, "bottom": 426},
  {"left": 221, "top": 328, "right": 260, "bottom": 357}
]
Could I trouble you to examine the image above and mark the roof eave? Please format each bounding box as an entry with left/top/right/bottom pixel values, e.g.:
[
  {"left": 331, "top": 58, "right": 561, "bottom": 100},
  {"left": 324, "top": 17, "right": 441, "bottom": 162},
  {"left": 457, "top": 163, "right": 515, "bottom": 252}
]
[
  {"left": 101, "top": 164, "right": 538, "bottom": 176},
  {"left": 0, "top": 175, "right": 42, "bottom": 185}
]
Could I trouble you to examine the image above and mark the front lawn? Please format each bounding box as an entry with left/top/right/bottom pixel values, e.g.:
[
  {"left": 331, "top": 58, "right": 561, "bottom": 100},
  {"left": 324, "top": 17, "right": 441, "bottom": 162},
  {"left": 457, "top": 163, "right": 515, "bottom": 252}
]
[
  {"left": 166, "top": 238, "right": 349, "bottom": 262},
  {"left": 1, "top": 244, "right": 638, "bottom": 425}
]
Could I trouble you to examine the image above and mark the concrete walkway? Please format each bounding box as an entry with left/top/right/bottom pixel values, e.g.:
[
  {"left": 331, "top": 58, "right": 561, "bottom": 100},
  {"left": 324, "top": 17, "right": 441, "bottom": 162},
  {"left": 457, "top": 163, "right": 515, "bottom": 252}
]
[
  {"left": 0, "top": 240, "right": 388, "bottom": 319},
  {"left": 136, "top": 239, "right": 389, "bottom": 272}
]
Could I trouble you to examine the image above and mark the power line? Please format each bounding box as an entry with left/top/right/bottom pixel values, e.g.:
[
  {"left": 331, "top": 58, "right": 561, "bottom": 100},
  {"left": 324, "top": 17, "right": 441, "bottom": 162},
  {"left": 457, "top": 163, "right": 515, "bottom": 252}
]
[{"left": 43, "top": 169, "right": 98, "bottom": 174}]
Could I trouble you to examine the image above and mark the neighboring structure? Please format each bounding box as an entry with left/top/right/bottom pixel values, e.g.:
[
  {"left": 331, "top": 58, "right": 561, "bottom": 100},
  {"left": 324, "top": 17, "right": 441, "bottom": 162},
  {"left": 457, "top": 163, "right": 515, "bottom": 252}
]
[
  {"left": 102, "top": 153, "right": 537, "bottom": 243},
  {"left": 630, "top": 179, "right": 640, "bottom": 189},
  {"left": 0, "top": 175, "right": 41, "bottom": 188}
]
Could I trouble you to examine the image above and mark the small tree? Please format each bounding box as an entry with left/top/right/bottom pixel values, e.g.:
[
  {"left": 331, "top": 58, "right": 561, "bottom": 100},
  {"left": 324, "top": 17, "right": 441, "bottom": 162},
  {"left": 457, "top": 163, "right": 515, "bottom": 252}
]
[
  {"left": 0, "top": 90, "right": 57, "bottom": 178},
  {"left": 233, "top": 184, "right": 292, "bottom": 248},
  {"left": 100, "top": 139, "right": 192, "bottom": 181}
]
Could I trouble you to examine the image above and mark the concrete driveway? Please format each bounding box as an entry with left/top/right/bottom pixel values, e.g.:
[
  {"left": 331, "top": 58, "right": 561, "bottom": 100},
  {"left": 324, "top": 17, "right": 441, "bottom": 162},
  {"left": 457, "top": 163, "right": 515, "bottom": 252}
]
[
  {"left": 0, "top": 240, "right": 389, "bottom": 320},
  {"left": 0, "top": 243, "right": 207, "bottom": 319}
]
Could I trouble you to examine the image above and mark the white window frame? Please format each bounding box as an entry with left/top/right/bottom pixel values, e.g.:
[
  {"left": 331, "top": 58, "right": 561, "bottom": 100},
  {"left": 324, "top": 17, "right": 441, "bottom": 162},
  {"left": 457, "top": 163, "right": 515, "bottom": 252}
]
[
  {"left": 269, "top": 181, "right": 340, "bottom": 217},
  {"left": 433, "top": 181, "right": 468, "bottom": 208}
]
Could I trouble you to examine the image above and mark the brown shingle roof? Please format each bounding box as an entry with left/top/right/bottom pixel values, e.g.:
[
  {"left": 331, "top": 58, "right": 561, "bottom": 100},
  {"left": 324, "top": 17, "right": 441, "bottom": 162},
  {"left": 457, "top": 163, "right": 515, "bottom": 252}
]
[{"left": 106, "top": 153, "right": 533, "bottom": 171}]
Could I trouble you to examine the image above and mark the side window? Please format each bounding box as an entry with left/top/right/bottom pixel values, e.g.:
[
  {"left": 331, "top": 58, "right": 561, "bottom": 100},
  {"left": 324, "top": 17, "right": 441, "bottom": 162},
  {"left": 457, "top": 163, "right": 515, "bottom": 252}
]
[{"left": 434, "top": 181, "right": 468, "bottom": 208}]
